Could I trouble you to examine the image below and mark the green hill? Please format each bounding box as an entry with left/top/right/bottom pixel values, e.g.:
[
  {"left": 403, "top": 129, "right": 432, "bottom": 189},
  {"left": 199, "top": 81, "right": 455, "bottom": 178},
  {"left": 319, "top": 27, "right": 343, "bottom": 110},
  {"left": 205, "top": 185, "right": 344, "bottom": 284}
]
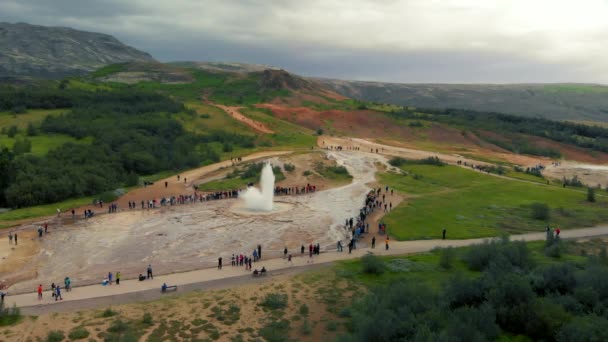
[{"left": 319, "top": 79, "right": 608, "bottom": 122}]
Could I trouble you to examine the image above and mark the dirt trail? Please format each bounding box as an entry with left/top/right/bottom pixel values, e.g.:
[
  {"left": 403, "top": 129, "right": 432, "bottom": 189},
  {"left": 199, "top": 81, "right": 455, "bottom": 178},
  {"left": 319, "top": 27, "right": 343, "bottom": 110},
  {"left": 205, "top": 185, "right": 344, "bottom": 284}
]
[{"left": 214, "top": 104, "right": 274, "bottom": 134}]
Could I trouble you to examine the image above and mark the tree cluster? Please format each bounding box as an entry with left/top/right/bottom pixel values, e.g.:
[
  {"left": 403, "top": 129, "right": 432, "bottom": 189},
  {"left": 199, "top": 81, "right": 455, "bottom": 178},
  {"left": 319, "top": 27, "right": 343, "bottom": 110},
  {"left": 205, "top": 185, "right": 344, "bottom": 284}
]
[
  {"left": 344, "top": 238, "right": 608, "bottom": 341},
  {"left": 394, "top": 107, "right": 608, "bottom": 155},
  {"left": 0, "top": 88, "right": 256, "bottom": 208}
]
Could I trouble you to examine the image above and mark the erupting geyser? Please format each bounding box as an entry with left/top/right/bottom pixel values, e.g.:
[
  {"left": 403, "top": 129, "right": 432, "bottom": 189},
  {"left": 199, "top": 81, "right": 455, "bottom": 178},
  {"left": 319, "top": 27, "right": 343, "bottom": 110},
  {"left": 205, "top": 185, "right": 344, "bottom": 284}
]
[{"left": 240, "top": 163, "right": 275, "bottom": 211}]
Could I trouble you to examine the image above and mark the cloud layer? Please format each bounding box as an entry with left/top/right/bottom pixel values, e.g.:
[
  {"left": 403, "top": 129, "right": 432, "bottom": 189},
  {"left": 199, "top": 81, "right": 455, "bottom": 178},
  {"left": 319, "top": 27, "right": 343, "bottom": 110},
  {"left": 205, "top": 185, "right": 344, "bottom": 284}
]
[{"left": 1, "top": 0, "right": 607, "bottom": 83}]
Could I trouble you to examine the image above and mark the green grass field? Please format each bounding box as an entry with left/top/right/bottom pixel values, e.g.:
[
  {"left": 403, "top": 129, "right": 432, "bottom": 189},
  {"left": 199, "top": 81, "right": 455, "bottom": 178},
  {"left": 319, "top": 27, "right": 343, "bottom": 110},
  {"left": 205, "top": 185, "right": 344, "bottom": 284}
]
[
  {"left": 181, "top": 102, "right": 254, "bottom": 136},
  {"left": 240, "top": 107, "right": 316, "bottom": 149},
  {"left": 379, "top": 165, "right": 608, "bottom": 240},
  {"left": 0, "top": 134, "right": 92, "bottom": 156},
  {"left": 504, "top": 170, "right": 547, "bottom": 184},
  {"left": 336, "top": 239, "right": 587, "bottom": 289},
  {"left": 0, "top": 109, "right": 65, "bottom": 130},
  {"left": 0, "top": 196, "right": 96, "bottom": 224}
]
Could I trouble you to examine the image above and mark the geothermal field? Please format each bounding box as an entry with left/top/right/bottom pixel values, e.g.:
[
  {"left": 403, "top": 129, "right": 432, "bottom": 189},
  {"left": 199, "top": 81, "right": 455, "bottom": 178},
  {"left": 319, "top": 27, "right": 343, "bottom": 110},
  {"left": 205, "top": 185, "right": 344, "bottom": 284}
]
[{"left": 8, "top": 151, "right": 389, "bottom": 293}]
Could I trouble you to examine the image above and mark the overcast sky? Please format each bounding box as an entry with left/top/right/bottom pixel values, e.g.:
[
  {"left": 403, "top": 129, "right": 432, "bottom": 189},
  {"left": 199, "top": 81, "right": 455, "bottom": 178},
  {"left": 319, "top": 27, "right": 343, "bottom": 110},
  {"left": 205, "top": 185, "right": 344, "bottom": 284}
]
[{"left": 1, "top": 0, "right": 607, "bottom": 83}]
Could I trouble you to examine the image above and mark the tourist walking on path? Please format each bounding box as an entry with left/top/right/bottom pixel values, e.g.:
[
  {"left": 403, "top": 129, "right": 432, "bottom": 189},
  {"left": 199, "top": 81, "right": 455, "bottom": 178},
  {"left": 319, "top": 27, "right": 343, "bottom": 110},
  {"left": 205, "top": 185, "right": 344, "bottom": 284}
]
[
  {"left": 371, "top": 236, "right": 376, "bottom": 249},
  {"left": 8, "top": 231, "right": 12, "bottom": 245},
  {"left": 218, "top": 257, "right": 222, "bottom": 270},
  {"left": 308, "top": 247, "right": 314, "bottom": 263},
  {"left": 55, "top": 285, "right": 62, "bottom": 301},
  {"left": 442, "top": 228, "right": 447, "bottom": 240},
  {"left": 385, "top": 236, "right": 390, "bottom": 250},
  {"left": 147, "top": 264, "right": 153, "bottom": 279},
  {"left": 64, "top": 277, "right": 71, "bottom": 292},
  {"left": 258, "top": 244, "right": 262, "bottom": 259},
  {"left": 283, "top": 247, "right": 288, "bottom": 259},
  {"left": 108, "top": 272, "right": 113, "bottom": 285},
  {"left": 37, "top": 284, "right": 43, "bottom": 300},
  {"left": 14, "top": 233, "right": 17, "bottom": 245},
  {"left": 248, "top": 257, "right": 252, "bottom": 270},
  {"left": 301, "top": 245, "right": 305, "bottom": 254},
  {"left": 116, "top": 272, "right": 121, "bottom": 285}
]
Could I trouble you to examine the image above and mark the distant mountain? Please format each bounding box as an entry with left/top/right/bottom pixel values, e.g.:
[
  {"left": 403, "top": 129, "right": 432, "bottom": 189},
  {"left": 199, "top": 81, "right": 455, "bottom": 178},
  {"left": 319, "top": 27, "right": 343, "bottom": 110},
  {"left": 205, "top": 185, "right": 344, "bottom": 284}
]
[
  {"left": 170, "top": 61, "right": 280, "bottom": 73},
  {"left": 0, "top": 22, "right": 155, "bottom": 78},
  {"left": 319, "top": 79, "right": 608, "bottom": 122}
]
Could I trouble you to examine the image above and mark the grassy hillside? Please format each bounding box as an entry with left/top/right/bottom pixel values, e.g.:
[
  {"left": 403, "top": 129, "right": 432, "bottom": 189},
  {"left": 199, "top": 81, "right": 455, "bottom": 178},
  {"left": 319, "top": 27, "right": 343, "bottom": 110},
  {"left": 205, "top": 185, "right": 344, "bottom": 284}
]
[
  {"left": 380, "top": 164, "right": 608, "bottom": 240},
  {"left": 320, "top": 80, "right": 608, "bottom": 122}
]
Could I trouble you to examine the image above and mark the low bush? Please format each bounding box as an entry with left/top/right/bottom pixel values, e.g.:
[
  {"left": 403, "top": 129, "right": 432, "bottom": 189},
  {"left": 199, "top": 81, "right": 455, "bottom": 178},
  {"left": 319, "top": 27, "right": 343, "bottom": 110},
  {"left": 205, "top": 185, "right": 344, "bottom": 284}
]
[
  {"left": 260, "top": 293, "right": 288, "bottom": 310},
  {"left": 361, "top": 252, "right": 385, "bottom": 275},
  {"left": 68, "top": 326, "right": 89, "bottom": 340},
  {"left": 259, "top": 319, "right": 290, "bottom": 342},
  {"left": 439, "top": 247, "right": 454, "bottom": 269},
  {"left": 46, "top": 330, "right": 65, "bottom": 342},
  {"left": 531, "top": 203, "right": 550, "bottom": 220},
  {"left": 101, "top": 308, "right": 117, "bottom": 317},
  {"left": 142, "top": 312, "right": 153, "bottom": 325},
  {"left": 0, "top": 302, "right": 21, "bottom": 326},
  {"left": 283, "top": 163, "right": 296, "bottom": 172}
]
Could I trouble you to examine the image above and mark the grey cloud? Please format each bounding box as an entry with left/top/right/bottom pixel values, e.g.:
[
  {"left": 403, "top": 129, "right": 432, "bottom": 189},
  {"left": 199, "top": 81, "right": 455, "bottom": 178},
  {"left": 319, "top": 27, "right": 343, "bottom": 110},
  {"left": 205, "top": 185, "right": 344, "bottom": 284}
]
[{"left": 0, "top": 0, "right": 606, "bottom": 83}]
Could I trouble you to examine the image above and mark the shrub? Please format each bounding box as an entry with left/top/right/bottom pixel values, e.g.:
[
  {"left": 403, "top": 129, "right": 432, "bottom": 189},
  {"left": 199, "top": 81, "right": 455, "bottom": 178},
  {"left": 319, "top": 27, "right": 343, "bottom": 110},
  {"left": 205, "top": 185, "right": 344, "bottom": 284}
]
[
  {"left": 531, "top": 203, "right": 550, "bottom": 220},
  {"left": 388, "top": 156, "right": 445, "bottom": 167},
  {"left": 587, "top": 187, "right": 596, "bottom": 202},
  {"left": 68, "top": 326, "right": 89, "bottom": 340},
  {"left": 125, "top": 172, "right": 139, "bottom": 187},
  {"left": 545, "top": 243, "right": 562, "bottom": 258},
  {"left": 101, "top": 308, "right": 117, "bottom": 317},
  {"left": 46, "top": 330, "right": 65, "bottom": 342},
  {"left": 557, "top": 314, "right": 608, "bottom": 342},
  {"left": 0, "top": 302, "right": 21, "bottom": 326},
  {"left": 303, "top": 170, "right": 312, "bottom": 176},
  {"left": 316, "top": 128, "right": 324, "bottom": 135},
  {"left": 464, "top": 238, "right": 532, "bottom": 272},
  {"left": 563, "top": 175, "right": 584, "bottom": 187},
  {"left": 361, "top": 252, "right": 385, "bottom": 275},
  {"left": 260, "top": 293, "right": 288, "bottom": 310},
  {"left": 107, "top": 319, "right": 128, "bottom": 333},
  {"left": 300, "top": 319, "right": 312, "bottom": 335},
  {"left": 439, "top": 247, "right": 454, "bottom": 270},
  {"left": 327, "top": 165, "right": 349, "bottom": 175},
  {"left": 532, "top": 264, "right": 576, "bottom": 295},
  {"left": 326, "top": 321, "right": 338, "bottom": 331},
  {"left": 200, "top": 113, "right": 211, "bottom": 119},
  {"left": 298, "top": 304, "right": 309, "bottom": 316},
  {"left": 223, "top": 142, "right": 233, "bottom": 152},
  {"left": 6, "top": 125, "right": 18, "bottom": 138},
  {"left": 142, "top": 312, "right": 153, "bottom": 325},
  {"left": 26, "top": 122, "right": 37, "bottom": 136},
  {"left": 12, "top": 137, "right": 31, "bottom": 155},
  {"left": 259, "top": 319, "right": 290, "bottom": 342},
  {"left": 283, "top": 163, "right": 295, "bottom": 172}
]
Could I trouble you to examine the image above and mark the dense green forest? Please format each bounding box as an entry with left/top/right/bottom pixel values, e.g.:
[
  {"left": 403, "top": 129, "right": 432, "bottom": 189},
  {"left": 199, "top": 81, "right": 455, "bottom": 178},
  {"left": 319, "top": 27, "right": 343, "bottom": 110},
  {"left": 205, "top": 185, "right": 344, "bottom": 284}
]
[
  {"left": 395, "top": 107, "right": 608, "bottom": 156},
  {"left": 0, "top": 84, "right": 256, "bottom": 208},
  {"left": 342, "top": 237, "right": 608, "bottom": 341}
]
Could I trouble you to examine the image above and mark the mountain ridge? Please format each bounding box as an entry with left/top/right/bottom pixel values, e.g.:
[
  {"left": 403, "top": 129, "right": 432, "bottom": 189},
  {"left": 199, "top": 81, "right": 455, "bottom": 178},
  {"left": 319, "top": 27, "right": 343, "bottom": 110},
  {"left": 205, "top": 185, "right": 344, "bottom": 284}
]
[{"left": 0, "top": 22, "right": 155, "bottom": 78}]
